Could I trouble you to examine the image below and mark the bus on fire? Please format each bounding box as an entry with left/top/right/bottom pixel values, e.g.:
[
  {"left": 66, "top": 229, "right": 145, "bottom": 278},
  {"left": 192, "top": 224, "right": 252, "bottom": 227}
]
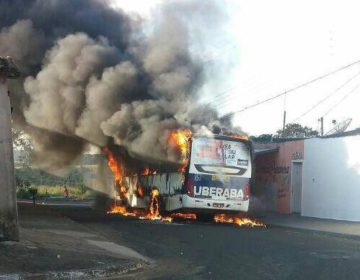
[{"left": 111, "top": 134, "right": 253, "bottom": 221}]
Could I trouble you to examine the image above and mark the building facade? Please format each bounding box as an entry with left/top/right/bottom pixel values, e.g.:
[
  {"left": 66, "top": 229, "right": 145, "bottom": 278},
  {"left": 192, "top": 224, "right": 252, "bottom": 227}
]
[{"left": 254, "top": 132, "right": 360, "bottom": 221}]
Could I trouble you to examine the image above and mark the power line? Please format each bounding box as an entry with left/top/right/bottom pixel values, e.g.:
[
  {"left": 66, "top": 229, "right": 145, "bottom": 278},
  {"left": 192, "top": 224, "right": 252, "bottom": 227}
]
[
  {"left": 208, "top": 82, "right": 272, "bottom": 108},
  {"left": 222, "top": 58, "right": 360, "bottom": 118},
  {"left": 291, "top": 71, "right": 360, "bottom": 123},
  {"left": 205, "top": 87, "right": 237, "bottom": 103},
  {"left": 206, "top": 78, "right": 271, "bottom": 106},
  {"left": 321, "top": 83, "right": 360, "bottom": 117}
]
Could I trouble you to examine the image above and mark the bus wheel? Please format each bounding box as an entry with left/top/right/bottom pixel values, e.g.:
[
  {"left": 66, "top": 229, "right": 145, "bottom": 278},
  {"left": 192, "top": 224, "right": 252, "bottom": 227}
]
[{"left": 197, "top": 213, "right": 214, "bottom": 222}]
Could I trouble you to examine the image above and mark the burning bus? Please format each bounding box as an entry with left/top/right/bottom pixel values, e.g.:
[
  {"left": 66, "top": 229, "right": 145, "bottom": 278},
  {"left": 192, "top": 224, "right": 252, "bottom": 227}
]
[{"left": 105, "top": 131, "right": 254, "bottom": 222}]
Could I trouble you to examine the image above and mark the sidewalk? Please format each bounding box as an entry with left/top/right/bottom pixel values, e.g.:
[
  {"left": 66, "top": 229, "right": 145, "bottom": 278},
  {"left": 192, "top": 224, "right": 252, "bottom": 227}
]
[
  {"left": 0, "top": 203, "right": 150, "bottom": 279},
  {"left": 263, "top": 213, "right": 360, "bottom": 237}
]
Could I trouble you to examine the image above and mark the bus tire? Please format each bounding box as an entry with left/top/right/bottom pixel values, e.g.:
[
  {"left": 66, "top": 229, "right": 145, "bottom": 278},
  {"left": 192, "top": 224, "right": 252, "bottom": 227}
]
[
  {"left": 197, "top": 213, "right": 214, "bottom": 222},
  {"left": 158, "top": 196, "right": 167, "bottom": 216}
]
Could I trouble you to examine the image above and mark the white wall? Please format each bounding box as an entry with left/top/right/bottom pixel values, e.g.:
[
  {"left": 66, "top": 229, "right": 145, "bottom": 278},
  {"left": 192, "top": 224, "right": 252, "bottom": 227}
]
[{"left": 302, "top": 135, "right": 360, "bottom": 221}]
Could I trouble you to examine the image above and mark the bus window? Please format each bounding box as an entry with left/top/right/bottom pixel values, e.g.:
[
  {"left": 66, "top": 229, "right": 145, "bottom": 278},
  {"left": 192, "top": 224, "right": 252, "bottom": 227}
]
[{"left": 189, "top": 137, "right": 252, "bottom": 177}]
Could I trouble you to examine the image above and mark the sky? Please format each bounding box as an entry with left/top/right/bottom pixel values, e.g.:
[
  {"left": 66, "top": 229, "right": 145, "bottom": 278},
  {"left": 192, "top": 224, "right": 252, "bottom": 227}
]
[{"left": 110, "top": 0, "right": 360, "bottom": 136}]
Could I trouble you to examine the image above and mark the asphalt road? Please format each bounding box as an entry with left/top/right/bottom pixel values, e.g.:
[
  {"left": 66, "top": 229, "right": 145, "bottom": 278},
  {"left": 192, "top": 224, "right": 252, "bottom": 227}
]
[{"left": 56, "top": 206, "right": 360, "bottom": 280}]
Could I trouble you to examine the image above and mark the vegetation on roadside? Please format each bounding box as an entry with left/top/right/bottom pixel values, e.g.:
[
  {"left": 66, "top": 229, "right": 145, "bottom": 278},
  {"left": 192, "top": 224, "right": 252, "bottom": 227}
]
[
  {"left": 12, "top": 128, "right": 100, "bottom": 201},
  {"left": 16, "top": 185, "right": 94, "bottom": 200},
  {"left": 15, "top": 167, "right": 95, "bottom": 200},
  {"left": 250, "top": 123, "right": 319, "bottom": 143}
]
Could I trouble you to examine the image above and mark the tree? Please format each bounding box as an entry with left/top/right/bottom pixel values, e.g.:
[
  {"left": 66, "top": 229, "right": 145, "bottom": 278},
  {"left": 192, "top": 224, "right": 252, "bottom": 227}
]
[
  {"left": 250, "top": 134, "right": 273, "bottom": 143},
  {"left": 12, "top": 128, "right": 34, "bottom": 167},
  {"left": 15, "top": 174, "right": 31, "bottom": 189},
  {"left": 276, "top": 123, "right": 318, "bottom": 138}
]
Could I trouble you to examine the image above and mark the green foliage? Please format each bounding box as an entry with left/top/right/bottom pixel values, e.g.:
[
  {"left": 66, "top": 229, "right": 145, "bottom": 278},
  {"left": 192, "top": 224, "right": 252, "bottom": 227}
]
[
  {"left": 78, "top": 184, "right": 87, "bottom": 195},
  {"left": 16, "top": 188, "right": 31, "bottom": 199},
  {"left": 250, "top": 134, "right": 273, "bottom": 143},
  {"left": 12, "top": 128, "right": 34, "bottom": 167},
  {"left": 35, "top": 185, "right": 93, "bottom": 199},
  {"left": 276, "top": 123, "right": 319, "bottom": 138},
  {"left": 28, "top": 187, "right": 38, "bottom": 197},
  {"left": 17, "top": 185, "right": 94, "bottom": 200},
  {"left": 250, "top": 124, "right": 318, "bottom": 142},
  {"left": 15, "top": 174, "right": 31, "bottom": 188},
  {"left": 15, "top": 166, "right": 94, "bottom": 200},
  {"left": 15, "top": 167, "right": 85, "bottom": 187}
]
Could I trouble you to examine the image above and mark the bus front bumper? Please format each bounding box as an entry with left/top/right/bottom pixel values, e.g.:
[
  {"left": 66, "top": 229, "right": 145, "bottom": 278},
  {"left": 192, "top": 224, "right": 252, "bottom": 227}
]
[{"left": 182, "top": 195, "right": 249, "bottom": 213}]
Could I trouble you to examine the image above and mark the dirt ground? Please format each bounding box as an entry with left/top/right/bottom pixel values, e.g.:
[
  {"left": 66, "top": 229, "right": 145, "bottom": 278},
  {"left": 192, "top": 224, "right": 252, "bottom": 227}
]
[{"left": 0, "top": 202, "right": 149, "bottom": 279}]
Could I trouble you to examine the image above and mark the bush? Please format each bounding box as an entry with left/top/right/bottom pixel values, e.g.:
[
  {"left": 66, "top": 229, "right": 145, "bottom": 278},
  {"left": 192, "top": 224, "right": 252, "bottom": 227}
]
[
  {"left": 28, "top": 187, "right": 38, "bottom": 198},
  {"left": 17, "top": 188, "right": 31, "bottom": 199}
]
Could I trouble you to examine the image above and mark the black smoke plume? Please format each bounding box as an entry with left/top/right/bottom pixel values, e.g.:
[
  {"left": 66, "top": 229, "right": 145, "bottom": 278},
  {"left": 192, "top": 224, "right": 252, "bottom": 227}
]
[{"left": 0, "top": 0, "right": 235, "bottom": 169}]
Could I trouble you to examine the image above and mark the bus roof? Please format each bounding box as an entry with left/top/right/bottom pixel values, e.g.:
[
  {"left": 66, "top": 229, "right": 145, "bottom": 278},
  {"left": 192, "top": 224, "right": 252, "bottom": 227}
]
[{"left": 192, "top": 134, "right": 249, "bottom": 142}]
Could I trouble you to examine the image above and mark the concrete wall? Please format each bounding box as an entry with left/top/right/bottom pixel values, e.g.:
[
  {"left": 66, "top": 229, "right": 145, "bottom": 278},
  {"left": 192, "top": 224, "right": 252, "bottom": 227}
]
[
  {"left": 302, "top": 136, "right": 360, "bottom": 221},
  {"left": 254, "top": 140, "right": 304, "bottom": 214},
  {"left": 0, "top": 77, "right": 19, "bottom": 240}
]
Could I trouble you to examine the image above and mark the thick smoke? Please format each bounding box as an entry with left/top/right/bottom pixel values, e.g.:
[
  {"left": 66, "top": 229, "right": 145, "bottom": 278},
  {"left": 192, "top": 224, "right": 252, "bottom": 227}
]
[
  {"left": 24, "top": 34, "right": 122, "bottom": 142},
  {"left": 0, "top": 0, "right": 234, "bottom": 168},
  {"left": 0, "top": 20, "right": 46, "bottom": 75}
]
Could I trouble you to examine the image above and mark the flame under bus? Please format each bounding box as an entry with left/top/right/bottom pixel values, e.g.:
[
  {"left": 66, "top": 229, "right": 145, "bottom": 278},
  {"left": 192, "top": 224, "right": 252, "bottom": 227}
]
[{"left": 113, "top": 134, "right": 253, "bottom": 218}]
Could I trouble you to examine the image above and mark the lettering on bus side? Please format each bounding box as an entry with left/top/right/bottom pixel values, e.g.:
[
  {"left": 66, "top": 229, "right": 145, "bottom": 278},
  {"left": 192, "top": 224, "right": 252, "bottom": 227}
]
[{"left": 193, "top": 186, "right": 244, "bottom": 200}]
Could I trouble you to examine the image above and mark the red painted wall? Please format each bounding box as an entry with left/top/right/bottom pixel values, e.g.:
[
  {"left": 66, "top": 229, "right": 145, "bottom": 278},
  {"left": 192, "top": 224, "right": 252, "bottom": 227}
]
[{"left": 254, "top": 141, "right": 304, "bottom": 214}]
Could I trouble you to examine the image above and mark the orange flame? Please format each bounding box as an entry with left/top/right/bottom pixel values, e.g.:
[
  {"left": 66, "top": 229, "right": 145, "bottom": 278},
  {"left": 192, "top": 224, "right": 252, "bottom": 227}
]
[
  {"left": 137, "top": 183, "right": 144, "bottom": 198},
  {"left": 168, "top": 129, "right": 192, "bottom": 172},
  {"left": 103, "top": 147, "right": 129, "bottom": 215},
  {"left": 103, "top": 147, "right": 129, "bottom": 205},
  {"left": 108, "top": 205, "right": 126, "bottom": 214},
  {"left": 170, "top": 213, "right": 197, "bottom": 220},
  {"left": 103, "top": 147, "right": 123, "bottom": 185},
  {"left": 224, "top": 133, "right": 249, "bottom": 141},
  {"left": 138, "top": 189, "right": 173, "bottom": 222},
  {"left": 214, "top": 214, "right": 266, "bottom": 228},
  {"left": 104, "top": 148, "right": 171, "bottom": 222},
  {"left": 142, "top": 168, "right": 150, "bottom": 175},
  {"left": 107, "top": 205, "right": 136, "bottom": 217},
  {"left": 141, "top": 168, "right": 157, "bottom": 176},
  {"left": 147, "top": 189, "right": 161, "bottom": 219}
]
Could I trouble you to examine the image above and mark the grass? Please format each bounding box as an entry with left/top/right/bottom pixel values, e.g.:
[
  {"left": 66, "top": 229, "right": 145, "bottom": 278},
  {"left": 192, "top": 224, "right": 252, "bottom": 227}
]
[{"left": 17, "top": 185, "right": 95, "bottom": 200}]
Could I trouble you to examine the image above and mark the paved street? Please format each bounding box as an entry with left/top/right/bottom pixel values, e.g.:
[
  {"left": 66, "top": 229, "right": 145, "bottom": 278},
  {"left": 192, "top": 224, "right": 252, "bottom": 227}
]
[{"left": 56, "top": 205, "right": 360, "bottom": 280}]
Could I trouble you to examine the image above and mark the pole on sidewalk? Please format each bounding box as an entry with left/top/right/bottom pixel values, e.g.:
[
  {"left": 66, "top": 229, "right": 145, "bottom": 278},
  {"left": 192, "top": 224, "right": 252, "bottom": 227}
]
[
  {"left": 320, "top": 117, "right": 324, "bottom": 136},
  {"left": 282, "top": 110, "right": 287, "bottom": 135},
  {"left": 0, "top": 56, "right": 20, "bottom": 241}
]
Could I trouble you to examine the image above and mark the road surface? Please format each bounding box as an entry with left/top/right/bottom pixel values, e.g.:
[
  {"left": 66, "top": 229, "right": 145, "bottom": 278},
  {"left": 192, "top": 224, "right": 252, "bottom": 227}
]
[{"left": 55, "top": 205, "right": 360, "bottom": 280}]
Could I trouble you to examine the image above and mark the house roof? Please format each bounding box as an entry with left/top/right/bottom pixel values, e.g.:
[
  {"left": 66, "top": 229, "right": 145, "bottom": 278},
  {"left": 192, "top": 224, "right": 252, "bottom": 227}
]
[
  {"left": 254, "top": 147, "right": 279, "bottom": 156},
  {"left": 321, "top": 128, "right": 360, "bottom": 139}
]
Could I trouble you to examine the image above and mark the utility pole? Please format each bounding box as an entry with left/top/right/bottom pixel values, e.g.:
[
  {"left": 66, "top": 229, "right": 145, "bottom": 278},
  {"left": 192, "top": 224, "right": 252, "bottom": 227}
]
[
  {"left": 320, "top": 117, "right": 324, "bottom": 136},
  {"left": 282, "top": 110, "right": 287, "bottom": 134},
  {"left": 0, "top": 56, "right": 20, "bottom": 241},
  {"left": 282, "top": 91, "right": 287, "bottom": 135}
]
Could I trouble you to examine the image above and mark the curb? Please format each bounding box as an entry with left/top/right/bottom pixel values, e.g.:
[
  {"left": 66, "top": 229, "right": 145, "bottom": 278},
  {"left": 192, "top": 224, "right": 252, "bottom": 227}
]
[
  {"left": 0, "top": 261, "right": 145, "bottom": 280},
  {"left": 263, "top": 221, "right": 360, "bottom": 240}
]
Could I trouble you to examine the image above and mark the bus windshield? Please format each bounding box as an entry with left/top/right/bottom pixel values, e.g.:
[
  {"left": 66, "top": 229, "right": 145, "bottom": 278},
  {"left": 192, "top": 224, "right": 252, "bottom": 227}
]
[{"left": 189, "top": 137, "right": 252, "bottom": 178}]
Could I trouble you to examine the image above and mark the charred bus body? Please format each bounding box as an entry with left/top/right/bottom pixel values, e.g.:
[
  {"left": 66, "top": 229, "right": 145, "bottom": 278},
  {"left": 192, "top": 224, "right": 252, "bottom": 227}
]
[{"left": 113, "top": 134, "right": 254, "bottom": 219}]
